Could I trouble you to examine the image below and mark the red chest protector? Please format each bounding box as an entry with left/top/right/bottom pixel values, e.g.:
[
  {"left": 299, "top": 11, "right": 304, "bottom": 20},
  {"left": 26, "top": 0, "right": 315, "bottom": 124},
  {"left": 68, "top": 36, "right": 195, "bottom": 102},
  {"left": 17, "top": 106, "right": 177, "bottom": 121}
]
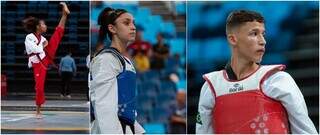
[{"left": 203, "top": 65, "right": 289, "bottom": 134}]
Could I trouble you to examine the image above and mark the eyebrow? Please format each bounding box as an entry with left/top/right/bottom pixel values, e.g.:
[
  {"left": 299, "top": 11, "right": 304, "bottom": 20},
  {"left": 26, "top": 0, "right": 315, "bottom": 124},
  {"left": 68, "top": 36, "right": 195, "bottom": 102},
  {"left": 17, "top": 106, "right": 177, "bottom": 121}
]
[
  {"left": 121, "top": 18, "right": 133, "bottom": 21},
  {"left": 115, "top": 18, "right": 133, "bottom": 25},
  {"left": 251, "top": 28, "right": 265, "bottom": 33}
]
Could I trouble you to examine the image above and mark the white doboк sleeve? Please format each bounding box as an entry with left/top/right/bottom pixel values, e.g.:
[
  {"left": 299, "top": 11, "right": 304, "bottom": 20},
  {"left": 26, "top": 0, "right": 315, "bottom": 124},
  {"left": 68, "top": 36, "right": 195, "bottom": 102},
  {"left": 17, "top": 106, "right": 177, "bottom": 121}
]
[
  {"left": 89, "top": 53, "right": 123, "bottom": 133},
  {"left": 262, "top": 71, "right": 318, "bottom": 134},
  {"left": 196, "top": 82, "right": 214, "bottom": 134}
]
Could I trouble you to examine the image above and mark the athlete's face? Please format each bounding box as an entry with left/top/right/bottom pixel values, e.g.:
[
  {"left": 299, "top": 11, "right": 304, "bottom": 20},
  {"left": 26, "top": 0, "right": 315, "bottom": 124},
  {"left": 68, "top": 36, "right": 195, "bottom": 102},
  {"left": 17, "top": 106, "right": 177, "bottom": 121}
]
[
  {"left": 228, "top": 21, "right": 266, "bottom": 63},
  {"left": 112, "top": 13, "right": 136, "bottom": 44},
  {"left": 37, "top": 20, "right": 47, "bottom": 33}
]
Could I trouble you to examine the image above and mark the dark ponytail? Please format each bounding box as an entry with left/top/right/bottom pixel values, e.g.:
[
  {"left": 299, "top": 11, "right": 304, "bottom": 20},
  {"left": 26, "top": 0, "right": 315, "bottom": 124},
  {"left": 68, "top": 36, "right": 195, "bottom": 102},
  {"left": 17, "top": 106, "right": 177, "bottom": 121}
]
[
  {"left": 97, "top": 7, "right": 127, "bottom": 43},
  {"left": 22, "top": 16, "right": 40, "bottom": 33},
  {"left": 97, "top": 7, "right": 113, "bottom": 43}
]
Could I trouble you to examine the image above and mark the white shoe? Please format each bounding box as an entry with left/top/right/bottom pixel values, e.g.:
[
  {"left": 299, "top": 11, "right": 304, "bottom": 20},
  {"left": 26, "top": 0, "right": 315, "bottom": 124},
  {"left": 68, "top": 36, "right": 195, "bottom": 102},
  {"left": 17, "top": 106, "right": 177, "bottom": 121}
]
[{"left": 66, "top": 95, "right": 71, "bottom": 99}]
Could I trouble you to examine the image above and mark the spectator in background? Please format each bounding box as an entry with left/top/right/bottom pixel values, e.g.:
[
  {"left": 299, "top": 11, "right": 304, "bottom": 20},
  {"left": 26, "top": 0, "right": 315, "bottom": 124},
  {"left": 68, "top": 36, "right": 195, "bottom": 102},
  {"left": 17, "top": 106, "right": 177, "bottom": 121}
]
[
  {"left": 127, "top": 29, "right": 152, "bottom": 73},
  {"left": 151, "top": 33, "right": 170, "bottom": 70},
  {"left": 166, "top": 53, "right": 182, "bottom": 74},
  {"left": 59, "top": 51, "right": 77, "bottom": 99},
  {"left": 169, "top": 91, "right": 186, "bottom": 133}
]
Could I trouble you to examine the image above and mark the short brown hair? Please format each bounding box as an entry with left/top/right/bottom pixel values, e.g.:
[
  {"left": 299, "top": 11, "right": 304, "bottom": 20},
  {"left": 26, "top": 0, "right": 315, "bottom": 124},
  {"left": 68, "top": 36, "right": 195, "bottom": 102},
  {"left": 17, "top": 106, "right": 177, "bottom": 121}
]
[{"left": 226, "top": 10, "right": 264, "bottom": 34}]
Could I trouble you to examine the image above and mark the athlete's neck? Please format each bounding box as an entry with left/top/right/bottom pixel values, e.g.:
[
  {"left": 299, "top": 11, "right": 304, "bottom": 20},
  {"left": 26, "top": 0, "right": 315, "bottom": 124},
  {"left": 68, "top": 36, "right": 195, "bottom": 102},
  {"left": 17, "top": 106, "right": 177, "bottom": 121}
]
[
  {"left": 94, "top": 44, "right": 102, "bottom": 56},
  {"left": 110, "top": 37, "right": 127, "bottom": 54},
  {"left": 34, "top": 31, "right": 42, "bottom": 36},
  {"left": 230, "top": 54, "right": 259, "bottom": 80}
]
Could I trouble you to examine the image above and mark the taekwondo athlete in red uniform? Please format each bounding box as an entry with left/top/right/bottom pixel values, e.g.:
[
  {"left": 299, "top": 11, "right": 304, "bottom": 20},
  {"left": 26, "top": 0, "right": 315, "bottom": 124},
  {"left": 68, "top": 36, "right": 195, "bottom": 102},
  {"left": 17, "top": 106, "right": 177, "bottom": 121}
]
[{"left": 23, "top": 2, "right": 70, "bottom": 119}]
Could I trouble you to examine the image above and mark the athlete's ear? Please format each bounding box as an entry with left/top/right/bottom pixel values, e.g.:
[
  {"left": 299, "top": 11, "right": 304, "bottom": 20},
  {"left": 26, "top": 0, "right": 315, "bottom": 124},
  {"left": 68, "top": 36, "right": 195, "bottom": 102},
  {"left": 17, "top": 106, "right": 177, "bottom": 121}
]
[
  {"left": 227, "top": 33, "right": 237, "bottom": 47},
  {"left": 36, "top": 25, "right": 41, "bottom": 31},
  {"left": 108, "top": 24, "right": 116, "bottom": 34}
]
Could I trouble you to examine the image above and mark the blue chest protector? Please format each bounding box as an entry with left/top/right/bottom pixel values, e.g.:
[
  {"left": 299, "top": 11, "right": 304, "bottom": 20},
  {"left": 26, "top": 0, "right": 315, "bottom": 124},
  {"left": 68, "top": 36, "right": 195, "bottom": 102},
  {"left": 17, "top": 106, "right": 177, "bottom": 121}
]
[{"left": 94, "top": 47, "right": 137, "bottom": 125}]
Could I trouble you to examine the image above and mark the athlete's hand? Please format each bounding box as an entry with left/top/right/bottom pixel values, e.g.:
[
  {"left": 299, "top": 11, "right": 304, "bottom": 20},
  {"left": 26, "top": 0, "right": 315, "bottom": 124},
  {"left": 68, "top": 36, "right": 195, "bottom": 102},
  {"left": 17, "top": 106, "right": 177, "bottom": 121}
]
[{"left": 43, "top": 40, "right": 48, "bottom": 48}]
